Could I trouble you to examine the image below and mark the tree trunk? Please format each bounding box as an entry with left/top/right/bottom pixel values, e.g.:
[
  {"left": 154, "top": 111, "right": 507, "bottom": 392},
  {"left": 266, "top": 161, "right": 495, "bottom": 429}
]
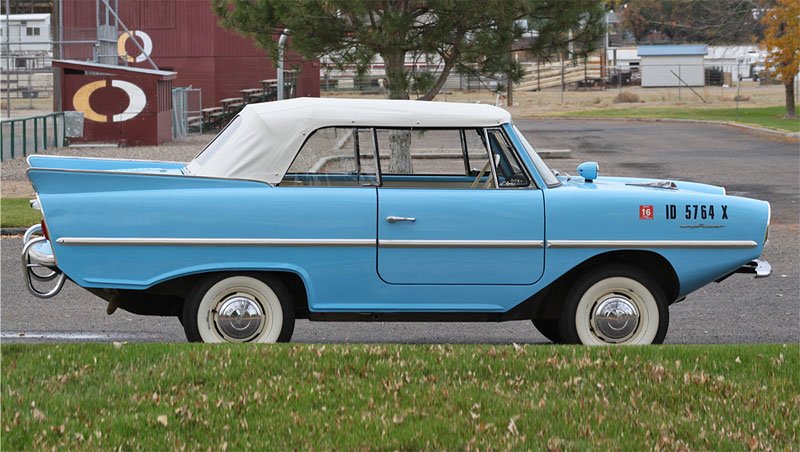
[
  {"left": 382, "top": 50, "right": 414, "bottom": 173},
  {"left": 418, "top": 55, "right": 457, "bottom": 101},
  {"left": 383, "top": 51, "right": 409, "bottom": 100},
  {"left": 388, "top": 129, "right": 413, "bottom": 174},
  {"left": 785, "top": 78, "right": 797, "bottom": 119}
]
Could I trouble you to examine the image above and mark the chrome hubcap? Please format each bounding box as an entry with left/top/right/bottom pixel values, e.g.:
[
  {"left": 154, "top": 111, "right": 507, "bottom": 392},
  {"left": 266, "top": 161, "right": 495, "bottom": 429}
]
[
  {"left": 592, "top": 295, "right": 639, "bottom": 342},
  {"left": 214, "top": 294, "right": 265, "bottom": 341}
]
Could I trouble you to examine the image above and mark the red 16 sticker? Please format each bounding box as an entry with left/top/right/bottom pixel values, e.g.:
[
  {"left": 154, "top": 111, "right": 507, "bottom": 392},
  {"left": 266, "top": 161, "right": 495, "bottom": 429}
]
[{"left": 639, "top": 205, "right": 654, "bottom": 220}]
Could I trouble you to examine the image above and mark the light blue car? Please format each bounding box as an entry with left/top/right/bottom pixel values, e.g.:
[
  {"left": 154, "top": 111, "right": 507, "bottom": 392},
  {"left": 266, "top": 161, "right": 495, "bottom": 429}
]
[{"left": 22, "top": 98, "right": 771, "bottom": 344}]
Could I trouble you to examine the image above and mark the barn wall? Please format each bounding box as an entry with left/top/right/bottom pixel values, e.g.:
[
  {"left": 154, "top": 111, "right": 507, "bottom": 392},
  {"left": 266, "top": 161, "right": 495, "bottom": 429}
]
[{"left": 63, "top": 0, "right": 320, "bottom": 108}]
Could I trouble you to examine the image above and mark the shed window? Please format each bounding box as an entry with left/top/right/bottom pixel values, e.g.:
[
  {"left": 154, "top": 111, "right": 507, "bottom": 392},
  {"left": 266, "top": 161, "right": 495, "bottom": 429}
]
[{"left": 26, "top": 27, "right": 40, "bottom": 36}]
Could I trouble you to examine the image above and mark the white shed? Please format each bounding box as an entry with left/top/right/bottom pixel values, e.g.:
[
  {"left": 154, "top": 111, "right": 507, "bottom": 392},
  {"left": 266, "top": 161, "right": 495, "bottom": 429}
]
[
  {"left": 1, "top": 14, "right": 51, "bottom": 54},
  {"left": 0, "top": 14, "right": 51, "bottom": 71},
  {"left": 638, "top": 45, "right": 707, "bottom": 87}
]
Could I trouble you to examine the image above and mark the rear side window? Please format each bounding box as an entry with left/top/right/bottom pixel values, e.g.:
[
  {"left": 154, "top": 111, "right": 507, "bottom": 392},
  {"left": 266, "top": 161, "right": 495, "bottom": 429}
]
[
  {"left": 192, "top": 116, "right": 242, "bottom": 167},
  {"left": 281, "top": 127, "right": 378, "bottom": 187}
]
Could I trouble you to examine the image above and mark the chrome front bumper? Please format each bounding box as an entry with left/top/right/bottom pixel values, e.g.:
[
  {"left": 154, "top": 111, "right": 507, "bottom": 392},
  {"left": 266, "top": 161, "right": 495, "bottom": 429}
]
[
  {"left": 716, "top": 259, "right": 772, "bottom": 283},
  {"left": 737, "top": 259, "right": 772, "bottom": 278},
  {"left": 21, "top": 224, "right": 66, "bottom": 298}
]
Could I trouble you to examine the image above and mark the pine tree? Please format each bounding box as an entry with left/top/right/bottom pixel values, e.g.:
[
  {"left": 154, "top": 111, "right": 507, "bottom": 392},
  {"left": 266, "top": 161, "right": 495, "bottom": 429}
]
[{"left": 211, "top": 0, "right": 605, "bottom": 101}]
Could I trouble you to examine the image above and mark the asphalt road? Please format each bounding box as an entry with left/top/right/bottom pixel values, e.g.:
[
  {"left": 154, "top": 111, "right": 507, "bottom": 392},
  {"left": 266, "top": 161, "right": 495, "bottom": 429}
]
[{"left": 2, "top": 119, "right": 798, "bottom": 344}]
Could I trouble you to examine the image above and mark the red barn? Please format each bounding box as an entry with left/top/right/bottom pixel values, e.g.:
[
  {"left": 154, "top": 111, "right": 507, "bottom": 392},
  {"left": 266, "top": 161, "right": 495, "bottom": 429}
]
[{"left": 61, "top": 0, "right": 319, "bottom": 108}]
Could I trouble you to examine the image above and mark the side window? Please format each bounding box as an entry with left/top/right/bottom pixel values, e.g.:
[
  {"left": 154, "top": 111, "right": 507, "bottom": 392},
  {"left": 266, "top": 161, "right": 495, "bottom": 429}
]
[
  {"left": 375, "top": 128, "right": 491, "bottom": 189},
  {"left": 485, "top": 129, "right": 531, "bottom": 188},
  {"left": 281, "top": 127, "right": 377, "bottom": 187}
]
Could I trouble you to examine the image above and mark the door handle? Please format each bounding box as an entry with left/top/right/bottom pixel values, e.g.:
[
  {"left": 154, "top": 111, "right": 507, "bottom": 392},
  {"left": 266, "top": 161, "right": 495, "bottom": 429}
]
[{"left": 386, "top": 216, "right": 416, "bottom": 223}]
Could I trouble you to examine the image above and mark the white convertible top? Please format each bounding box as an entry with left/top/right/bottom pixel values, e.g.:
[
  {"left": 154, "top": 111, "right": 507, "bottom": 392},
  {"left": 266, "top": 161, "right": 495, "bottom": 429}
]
[{"left": 186, "top": 97, "right": 511, "bottom": 184}]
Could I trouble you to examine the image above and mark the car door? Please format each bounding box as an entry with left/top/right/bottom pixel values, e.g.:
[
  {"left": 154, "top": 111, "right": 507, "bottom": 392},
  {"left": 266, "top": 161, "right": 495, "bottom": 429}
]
[
  {"left": 278, "top": 127, "right": 380, "bottom": 308},
  {"left": 375, "top": 128, "right": 545, "bottom": 285}
]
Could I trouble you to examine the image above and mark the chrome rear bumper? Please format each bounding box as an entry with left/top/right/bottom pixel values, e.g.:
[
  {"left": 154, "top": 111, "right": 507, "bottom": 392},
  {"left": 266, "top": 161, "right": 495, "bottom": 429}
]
[{"left": 22, "top": 224, "right": 66, "bottom": 298}]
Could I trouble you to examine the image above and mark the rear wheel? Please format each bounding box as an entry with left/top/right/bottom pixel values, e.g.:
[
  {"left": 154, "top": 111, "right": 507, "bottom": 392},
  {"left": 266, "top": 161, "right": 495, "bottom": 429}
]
[
  {"left": 559, "top": 265, "right": 668, "bottom": 345},
  {"left": 182, "top": 274, "right": 295, "bottom": 343}
]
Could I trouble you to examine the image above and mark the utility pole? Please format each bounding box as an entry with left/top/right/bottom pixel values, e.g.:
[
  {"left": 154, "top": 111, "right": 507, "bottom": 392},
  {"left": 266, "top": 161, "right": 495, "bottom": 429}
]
[
  {"left": 506, "top": 38, "right": 513, "bottom": 107},
  {"left": 5, "top": 0, "right": 11, "bottom": 119},
  {"left": 53, "top": 0, "right": 63, "bottom": 112}
]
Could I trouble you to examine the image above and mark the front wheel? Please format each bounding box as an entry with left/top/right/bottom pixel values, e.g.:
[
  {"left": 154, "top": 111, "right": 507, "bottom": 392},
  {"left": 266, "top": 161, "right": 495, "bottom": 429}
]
[
  {"left": 531, "top": 317, "right": 562, "bottom": 343},
  {"left": 182, "top": 274, "right": 295, "bottom": 343},
  {"left": 559, "top": 265, "right": 668, "bottom": 345}
]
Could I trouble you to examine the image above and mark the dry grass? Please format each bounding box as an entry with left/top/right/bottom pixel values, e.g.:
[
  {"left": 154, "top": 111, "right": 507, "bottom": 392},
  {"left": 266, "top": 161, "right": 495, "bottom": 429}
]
[
  {"left": 324, "top": 82, "right": 788, "bottom": 119},
  {"left": 613, "top": 91, "right": 642, "bottom": 103}
]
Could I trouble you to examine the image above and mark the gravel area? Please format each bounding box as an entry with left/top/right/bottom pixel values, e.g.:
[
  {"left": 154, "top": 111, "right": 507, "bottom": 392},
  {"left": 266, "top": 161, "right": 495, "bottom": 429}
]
[{"left": 1, "top": 134, "right": 211, "bottom": 197}]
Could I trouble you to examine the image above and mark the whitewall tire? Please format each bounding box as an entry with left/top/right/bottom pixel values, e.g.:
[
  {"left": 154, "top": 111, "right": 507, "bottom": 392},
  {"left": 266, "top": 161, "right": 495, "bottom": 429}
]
[
  {"left": 183, "top": 274, "right": 295, "bottom": 343},
  {"left": 559, "top": 265, "right": 668, "bottom": 345}
]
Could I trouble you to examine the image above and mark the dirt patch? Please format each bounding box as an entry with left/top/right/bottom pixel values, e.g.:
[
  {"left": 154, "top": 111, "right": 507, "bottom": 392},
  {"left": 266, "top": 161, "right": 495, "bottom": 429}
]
[{"left": 1, "top": 181, "right": 35, "bottom": 198}]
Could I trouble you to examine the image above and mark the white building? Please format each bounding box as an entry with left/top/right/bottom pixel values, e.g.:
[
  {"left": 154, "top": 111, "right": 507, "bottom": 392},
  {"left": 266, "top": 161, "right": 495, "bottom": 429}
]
[
  {"left": 1, "top": 14, "right": 52, "bottom": 71},
  {"left": 638, "top": 45, "right": 707, "bottom": 87},
  {"left": 705, "top": 45, "right": 764, "bottom": 81}
]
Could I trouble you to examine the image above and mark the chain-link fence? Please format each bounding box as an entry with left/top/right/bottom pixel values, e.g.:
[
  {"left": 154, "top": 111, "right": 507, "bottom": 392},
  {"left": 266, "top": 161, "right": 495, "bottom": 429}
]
[
  {"left": 172, "top": 87, "right": 203, "bottom": 138},
  {"left": 320, "top": 71, "right": 504, "bottom": 97},
  {"left": 321, "top": 61, "right": 797, "bottom": 110},
  {"left": 597, "top": 63, "right": 796, "bottom": 106}
]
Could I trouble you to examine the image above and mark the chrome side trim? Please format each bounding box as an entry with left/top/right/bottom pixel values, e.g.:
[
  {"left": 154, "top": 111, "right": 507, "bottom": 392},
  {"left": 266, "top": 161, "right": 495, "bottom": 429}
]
[
  {"left": 25, "top": 167, "right": 275, "bottom": 188},
  {"left": 547, "top": 240, "right": 757, "bottom": 249},
  {"left": 57, "top": 237, "right": 756, "bottom": 249},
  {"left": 27, "top": 154, "right": 185, "bottom": 164},
  {"left": 379, "top": 239, "right": 544, "bottom": 248},
  {"left": 57, "top": 237, "right": 546, "bottom": 249},
  {"left": 57, "top": 237, "right": 375, "bottom": 247}
]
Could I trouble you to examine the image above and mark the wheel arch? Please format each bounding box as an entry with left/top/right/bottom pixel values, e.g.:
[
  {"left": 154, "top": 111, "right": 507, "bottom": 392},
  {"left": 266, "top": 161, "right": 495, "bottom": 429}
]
[
  {"left": 535, "top": 250, "right": 680, "bottom": 319},
  {"left": 91, "top": 268, "right": 311, "bottom": 319}
]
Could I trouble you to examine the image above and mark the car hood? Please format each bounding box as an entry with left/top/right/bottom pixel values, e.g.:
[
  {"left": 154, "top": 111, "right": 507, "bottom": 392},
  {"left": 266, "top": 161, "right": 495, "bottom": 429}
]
[{"left": 556, "top": 175, "right": 726, "bottom": 195}]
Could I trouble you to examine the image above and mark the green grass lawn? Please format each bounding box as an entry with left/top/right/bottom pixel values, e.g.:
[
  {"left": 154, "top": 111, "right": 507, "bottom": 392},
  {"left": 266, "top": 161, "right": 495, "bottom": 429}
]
[
  {"left": 1, "top": 198, "right": 41, "bottom": 229},
  {"left": 2, "top": 343, "right": 797, "bottom": 450},
  {"left": 558, "top": 106, "right": 800, "bottom": 133}
]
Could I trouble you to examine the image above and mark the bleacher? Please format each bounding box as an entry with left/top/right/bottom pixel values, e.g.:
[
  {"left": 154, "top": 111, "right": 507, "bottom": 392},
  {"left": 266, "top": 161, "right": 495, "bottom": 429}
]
[{"left": 196, "top": 73, "right": 297, "bottom": 132}]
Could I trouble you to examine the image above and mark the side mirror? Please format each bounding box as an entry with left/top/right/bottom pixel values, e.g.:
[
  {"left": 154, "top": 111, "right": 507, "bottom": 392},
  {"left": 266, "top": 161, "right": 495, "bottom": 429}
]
[{"left": 577, "top": 161, "right": 599, "bottom": 182}]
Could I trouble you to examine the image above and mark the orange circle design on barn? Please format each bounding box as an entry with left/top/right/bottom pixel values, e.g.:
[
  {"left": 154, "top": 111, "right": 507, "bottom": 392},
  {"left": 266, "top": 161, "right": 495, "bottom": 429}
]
[
  {"left": 72, "top": 80, "right": 147, "bottom": 123},
  {"left": 117, "top": 30, "right": 153, "bottom": 63}
]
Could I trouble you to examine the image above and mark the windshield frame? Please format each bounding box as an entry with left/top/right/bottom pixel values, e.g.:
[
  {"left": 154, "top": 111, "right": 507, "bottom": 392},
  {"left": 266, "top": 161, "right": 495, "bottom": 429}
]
[{"left": 510, "top": 124, "right": 561, "bottom": 188}]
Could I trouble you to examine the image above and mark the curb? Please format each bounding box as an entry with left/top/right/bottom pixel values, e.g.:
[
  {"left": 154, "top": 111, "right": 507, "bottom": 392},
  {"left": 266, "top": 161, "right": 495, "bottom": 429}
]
[
  {"left": 537, "top": 149, "right": 572, "bottom": 159},
  {"left": 530, "top": 116, "right": 800, "bottom": 140},
  {"left": 1, "top": 227, "right": 27, "bottom": 236}
]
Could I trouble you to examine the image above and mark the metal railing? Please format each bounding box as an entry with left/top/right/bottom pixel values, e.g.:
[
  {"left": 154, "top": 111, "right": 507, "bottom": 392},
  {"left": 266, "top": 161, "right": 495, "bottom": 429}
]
[{"left": 0, "top": 112, "right": 66, "bottom": 161}]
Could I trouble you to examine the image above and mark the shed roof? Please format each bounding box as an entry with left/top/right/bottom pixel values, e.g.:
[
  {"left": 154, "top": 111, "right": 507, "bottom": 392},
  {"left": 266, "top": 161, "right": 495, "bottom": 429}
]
[
  {"left": 187, "top": 97, "right": 511, "bottom": 184},
  {"left": 638, "top": 45, "right": 708, "bottom": 57},
  {"left": 0, "top": 14, "right": 50, "bottom": 22},
  {"left": 52, "top": 60, "right": 176, "bottom": 80}
]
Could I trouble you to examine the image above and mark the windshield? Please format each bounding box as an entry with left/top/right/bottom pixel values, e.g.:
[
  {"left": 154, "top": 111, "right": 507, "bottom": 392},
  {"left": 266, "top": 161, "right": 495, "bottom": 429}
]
[{"left": 511, "top": 125, "right": 560, "bottom": 187}]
